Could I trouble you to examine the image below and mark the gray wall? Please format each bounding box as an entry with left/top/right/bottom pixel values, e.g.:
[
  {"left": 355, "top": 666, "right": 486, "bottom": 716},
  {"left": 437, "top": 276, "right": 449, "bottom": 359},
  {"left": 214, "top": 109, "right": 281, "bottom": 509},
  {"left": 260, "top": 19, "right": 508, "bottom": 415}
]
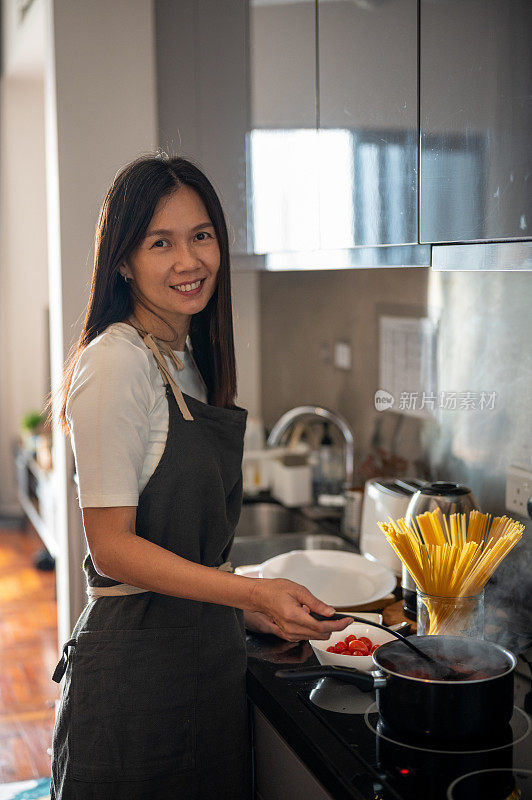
[
  {"left": 45, "top": 0, "right": 157, "bottom": 643},
  {"left": 260, "top": 267, "right": 430, "bottom": 476},
  {"left": 0, "top": 78, "right": 49, "bottom": 516}
]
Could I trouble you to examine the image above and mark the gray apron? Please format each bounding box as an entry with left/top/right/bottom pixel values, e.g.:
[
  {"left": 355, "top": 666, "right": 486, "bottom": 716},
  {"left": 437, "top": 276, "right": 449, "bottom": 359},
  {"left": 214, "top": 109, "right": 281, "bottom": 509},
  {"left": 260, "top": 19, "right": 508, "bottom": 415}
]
[{"left": 51, "top": 324, "right": 251, "bottom": 799}]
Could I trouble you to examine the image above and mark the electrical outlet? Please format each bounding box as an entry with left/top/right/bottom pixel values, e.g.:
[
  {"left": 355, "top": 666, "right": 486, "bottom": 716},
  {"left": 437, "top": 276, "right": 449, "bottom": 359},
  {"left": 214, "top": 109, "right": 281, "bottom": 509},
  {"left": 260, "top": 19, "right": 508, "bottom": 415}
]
[
  {"left": 505, "top": 466, "right": 532, "bottom": 517},
  {"left": 334, "top": 341, "right": 351, "bottom": 371}
]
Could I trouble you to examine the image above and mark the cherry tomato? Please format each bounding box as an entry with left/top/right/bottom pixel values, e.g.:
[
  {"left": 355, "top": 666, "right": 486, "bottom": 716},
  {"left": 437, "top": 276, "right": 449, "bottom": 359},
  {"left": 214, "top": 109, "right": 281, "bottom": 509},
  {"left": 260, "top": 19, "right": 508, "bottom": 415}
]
[
  {"left": 358, "top": 637, "right": 372, "bottom": 649},
  {"left": 342, "top": 649, "right": 354, "bottom": 655},
  {"left": 326, "top": 646, "right": 336, "bottom": 653},
  {"left": 371, "top": 644, "right": 380, "bottom": 654},
  {"left": 345, "top": 635, "right": 356, "bottom": 644},
  {"left": 334, "top": 641, "right": 347, "bottom": 653},
  {"left": 348, "top": 640, "right": 369, "bottom": 655}
]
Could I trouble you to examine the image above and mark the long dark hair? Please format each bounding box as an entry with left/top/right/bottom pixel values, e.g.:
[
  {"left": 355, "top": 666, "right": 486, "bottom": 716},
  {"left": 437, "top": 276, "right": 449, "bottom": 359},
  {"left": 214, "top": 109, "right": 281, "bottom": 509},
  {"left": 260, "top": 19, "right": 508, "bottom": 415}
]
[{"left": 52, "top": 153, "right": 238, "bottom": 433}]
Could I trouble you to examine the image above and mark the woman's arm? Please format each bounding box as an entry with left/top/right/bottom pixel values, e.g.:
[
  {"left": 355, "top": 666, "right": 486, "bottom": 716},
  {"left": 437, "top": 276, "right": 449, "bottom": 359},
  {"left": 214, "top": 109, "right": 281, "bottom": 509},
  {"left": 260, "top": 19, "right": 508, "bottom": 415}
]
[{"left": 83, "top": 506, "right": 352, "bottom": 641}]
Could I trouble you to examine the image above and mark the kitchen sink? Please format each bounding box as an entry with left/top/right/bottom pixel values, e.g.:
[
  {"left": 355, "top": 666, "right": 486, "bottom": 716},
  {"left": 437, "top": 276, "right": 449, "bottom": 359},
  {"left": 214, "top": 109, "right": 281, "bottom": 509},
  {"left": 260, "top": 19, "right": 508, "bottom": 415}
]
[
  {"left": 229, "top": 533, "right": 354, "bottom": 569},
  {"left": 234, "top": 502, "right": 321, "bottom": 537}
]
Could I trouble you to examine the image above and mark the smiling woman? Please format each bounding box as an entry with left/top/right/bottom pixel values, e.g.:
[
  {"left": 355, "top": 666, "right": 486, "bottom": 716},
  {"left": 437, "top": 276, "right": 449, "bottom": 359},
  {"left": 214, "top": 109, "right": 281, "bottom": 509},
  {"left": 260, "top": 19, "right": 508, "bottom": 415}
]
[
  {"left": 120, "top": 187, "right": 221, "bottom": 347},
  {"left": 47, "top": 154, "right": 352, "bottom": 800},
  {"left": 49, "top": 153, "right": 241, "bottom": 415}
]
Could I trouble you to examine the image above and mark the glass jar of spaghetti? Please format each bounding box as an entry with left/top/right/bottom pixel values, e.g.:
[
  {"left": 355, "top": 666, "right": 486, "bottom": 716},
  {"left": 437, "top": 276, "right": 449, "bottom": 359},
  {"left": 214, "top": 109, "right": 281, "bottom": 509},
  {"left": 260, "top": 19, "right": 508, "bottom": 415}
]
[{"left": 416, "top": 589, "right": 485, "bottom": 639}]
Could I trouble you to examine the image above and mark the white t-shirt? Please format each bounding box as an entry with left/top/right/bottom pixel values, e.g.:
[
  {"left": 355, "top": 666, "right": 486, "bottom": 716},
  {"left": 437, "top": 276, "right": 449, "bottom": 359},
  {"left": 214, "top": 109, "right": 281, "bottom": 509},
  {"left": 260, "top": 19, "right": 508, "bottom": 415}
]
[{"left": 67, "top": 321, "right": 208, "bottom": 509}]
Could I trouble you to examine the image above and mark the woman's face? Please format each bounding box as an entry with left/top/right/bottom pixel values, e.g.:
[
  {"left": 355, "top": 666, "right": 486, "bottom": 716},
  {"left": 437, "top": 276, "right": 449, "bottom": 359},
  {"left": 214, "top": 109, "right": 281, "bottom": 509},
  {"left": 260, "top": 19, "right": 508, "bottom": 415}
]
[{"left": 122, "top": 185, "right": 220, "bottom": 326}]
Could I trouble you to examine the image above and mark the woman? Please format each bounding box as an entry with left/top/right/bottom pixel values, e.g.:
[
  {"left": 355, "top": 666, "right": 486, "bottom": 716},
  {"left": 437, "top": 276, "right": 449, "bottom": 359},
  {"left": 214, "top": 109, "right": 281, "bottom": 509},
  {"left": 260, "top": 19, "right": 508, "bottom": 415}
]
[{"left": 50, "top": 154, "right": 352, "bottom": 799}]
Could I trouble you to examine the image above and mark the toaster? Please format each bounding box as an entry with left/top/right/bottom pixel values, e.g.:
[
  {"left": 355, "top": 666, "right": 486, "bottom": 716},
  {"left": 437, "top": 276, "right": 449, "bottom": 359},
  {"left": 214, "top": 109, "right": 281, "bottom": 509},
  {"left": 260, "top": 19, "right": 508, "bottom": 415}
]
[{"left": 360, "top": 478, "right": 426, "bottom": 576}]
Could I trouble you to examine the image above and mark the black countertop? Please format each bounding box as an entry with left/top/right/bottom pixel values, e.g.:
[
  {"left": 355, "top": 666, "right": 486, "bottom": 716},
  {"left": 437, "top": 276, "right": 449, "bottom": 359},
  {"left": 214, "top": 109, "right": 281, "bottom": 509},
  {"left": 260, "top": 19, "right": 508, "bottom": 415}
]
[
  {"left": 246, "top": 632, "right": 381, "bottom": 800},
  {"left": 246, "top": 629, "right": 532, "bottom": 800}
]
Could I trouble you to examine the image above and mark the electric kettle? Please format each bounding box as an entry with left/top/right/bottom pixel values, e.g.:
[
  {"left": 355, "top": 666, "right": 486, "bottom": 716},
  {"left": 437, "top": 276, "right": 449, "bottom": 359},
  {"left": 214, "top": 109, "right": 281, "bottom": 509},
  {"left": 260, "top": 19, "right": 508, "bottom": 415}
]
[{"left": 401, "top": 481, "right": 480, "bottom": 617}]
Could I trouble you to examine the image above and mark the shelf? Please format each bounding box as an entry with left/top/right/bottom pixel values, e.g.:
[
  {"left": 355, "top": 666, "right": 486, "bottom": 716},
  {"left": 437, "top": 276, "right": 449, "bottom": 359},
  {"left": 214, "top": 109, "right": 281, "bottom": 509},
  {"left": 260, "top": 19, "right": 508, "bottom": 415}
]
[{"left": 14, "top": 448, "right": 57, "bottom": 558}]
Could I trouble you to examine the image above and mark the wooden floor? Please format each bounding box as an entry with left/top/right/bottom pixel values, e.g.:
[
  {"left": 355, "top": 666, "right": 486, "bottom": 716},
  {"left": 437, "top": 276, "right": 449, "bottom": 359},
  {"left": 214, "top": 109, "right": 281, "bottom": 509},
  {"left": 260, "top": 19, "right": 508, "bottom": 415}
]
[{"left": 0, "top": 521, "right": 59, "bottom": 783}]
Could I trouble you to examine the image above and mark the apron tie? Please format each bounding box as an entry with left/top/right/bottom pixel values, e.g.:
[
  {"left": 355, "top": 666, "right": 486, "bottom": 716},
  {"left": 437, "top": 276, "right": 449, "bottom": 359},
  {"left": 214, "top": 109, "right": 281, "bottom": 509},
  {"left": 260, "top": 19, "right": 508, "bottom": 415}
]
[
  {"left": 126, "top": 316, "right": 195, "bottom": 421},
  {"left": 86, "top": 562, "right": 234, "bottom": 599},
  {"left": 52, "top": 638, "right": 78, "bottom": 683}
]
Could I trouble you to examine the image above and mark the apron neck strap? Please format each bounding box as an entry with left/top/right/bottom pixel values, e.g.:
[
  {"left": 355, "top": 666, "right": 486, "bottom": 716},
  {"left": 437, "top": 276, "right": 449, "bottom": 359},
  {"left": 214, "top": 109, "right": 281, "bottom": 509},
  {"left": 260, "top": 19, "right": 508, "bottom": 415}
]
[{"left": 125, "top": 315, "right": 194, "bottom": 421}]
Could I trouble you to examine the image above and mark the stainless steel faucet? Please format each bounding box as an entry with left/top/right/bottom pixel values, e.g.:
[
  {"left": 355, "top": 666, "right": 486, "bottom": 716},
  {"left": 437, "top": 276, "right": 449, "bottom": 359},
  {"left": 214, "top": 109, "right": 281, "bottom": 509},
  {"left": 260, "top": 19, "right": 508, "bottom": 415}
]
[{"left": 266, "top": 406, "right": 355, "bottom": 489}]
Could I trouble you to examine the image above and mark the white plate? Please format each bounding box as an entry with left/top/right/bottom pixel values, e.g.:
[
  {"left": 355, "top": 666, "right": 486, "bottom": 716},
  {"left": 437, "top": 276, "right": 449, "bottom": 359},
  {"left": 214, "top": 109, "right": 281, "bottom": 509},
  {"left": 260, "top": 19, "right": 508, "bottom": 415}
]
[
  {"left": 338, "top": 612, "right": 383, "bottom": 625},
  {"left": 259, "top": 549, "right": 396, "bottom": 607},
  {"left": 234, "top": 564, "right": 261, "bottom": 578}
]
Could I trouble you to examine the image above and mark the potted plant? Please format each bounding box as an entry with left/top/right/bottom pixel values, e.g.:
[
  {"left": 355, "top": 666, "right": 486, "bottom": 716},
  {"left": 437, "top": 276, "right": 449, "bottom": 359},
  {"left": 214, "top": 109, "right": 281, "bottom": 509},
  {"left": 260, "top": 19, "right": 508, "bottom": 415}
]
[{"left": 20, "top": 410, "right": 46, "bottom": 457}]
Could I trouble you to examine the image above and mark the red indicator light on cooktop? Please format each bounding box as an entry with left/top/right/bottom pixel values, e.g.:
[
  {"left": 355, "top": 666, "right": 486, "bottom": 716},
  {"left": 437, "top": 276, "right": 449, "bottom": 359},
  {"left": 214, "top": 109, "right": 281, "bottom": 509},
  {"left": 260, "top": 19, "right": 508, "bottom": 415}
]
[{"left": 399, "top": 768, "right": 410, "bottom": 775}]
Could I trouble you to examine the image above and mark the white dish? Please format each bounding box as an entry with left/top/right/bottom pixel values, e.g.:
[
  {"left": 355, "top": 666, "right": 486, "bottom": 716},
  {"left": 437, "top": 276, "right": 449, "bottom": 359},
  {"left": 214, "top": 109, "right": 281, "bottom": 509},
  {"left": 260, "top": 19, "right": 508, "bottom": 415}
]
[
  {"left": 339, "top": 612, "right": 383, "bottom": 626},
  {"left": 259, "top": 549, "right": 396, "bottom": 608},
  {"left": 234, "top": 564, "right": 261, "bottom": 578},
  {"left": 310, "top": 622, "right": 396, "bottom": 672}
]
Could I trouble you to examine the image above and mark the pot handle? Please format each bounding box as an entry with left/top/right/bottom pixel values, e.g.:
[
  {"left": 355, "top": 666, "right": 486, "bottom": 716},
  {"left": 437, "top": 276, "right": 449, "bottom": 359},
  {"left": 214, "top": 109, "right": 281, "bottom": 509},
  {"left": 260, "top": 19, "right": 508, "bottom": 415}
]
[{"left": 275, "top": 665, "right": 377, "bottom": 692}]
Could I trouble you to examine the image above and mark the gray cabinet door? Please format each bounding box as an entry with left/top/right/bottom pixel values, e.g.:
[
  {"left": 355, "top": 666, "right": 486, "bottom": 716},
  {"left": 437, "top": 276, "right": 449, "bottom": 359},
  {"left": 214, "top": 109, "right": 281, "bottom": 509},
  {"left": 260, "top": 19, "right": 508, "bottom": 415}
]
[
  {"left": 156, "top": 0, "right": 249, "bottom": 254},
  {"left": 250, "top": 0, "right": 317, "bottom": 130},
  {"left": 253, "top": 705, "right": 334, "bottom": 800},
  {"left": 318, "top": 0, "right": 418, "bottom": 247},
  {"left": 420, "top": 0, "right": 532, "bottom": 244},
  {"left": 248, "top": 0, "right": 319, "bottom": 254}
]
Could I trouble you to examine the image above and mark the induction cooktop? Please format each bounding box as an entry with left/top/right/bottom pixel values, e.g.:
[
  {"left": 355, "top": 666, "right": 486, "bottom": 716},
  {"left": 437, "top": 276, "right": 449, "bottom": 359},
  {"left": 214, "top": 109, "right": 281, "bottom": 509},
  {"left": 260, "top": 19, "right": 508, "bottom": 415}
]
[{"left": 299, "top": 647, "right": 532, "bottom": 800}]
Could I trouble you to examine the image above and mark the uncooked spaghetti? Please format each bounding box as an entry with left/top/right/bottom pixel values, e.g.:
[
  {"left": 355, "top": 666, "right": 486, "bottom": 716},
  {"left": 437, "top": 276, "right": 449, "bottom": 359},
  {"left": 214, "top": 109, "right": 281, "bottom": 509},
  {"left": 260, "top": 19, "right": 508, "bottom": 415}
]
[{"left": 378, "top": 509, "right": 525, "bottom": 634}]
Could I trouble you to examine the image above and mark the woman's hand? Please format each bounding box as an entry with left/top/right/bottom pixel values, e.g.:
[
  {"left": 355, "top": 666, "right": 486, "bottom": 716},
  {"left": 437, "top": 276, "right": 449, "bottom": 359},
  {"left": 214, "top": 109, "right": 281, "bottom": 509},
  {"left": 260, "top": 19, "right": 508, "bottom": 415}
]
[
  {"left": 244, "top": 609, "right": 286, "bottom": 637},
  {"left": 248, "top": 578, "right": 353, "bottom": 642}
]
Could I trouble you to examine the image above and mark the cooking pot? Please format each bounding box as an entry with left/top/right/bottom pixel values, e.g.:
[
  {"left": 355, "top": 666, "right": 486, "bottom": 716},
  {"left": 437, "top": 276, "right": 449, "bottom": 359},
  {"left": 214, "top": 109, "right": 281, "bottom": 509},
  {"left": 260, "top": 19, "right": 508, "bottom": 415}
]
[{"left": 277, "top": 636, "right": 516, "bottom": 742}]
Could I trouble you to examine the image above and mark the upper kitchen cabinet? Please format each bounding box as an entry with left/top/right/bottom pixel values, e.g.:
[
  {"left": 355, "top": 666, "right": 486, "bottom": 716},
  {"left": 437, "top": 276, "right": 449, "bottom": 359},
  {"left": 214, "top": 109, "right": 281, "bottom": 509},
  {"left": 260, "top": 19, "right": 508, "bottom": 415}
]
[
  {"left": 249, "top": 0, "right": 429, "bottom": 263},
  {"left": 155, "top": 0, "right": 249, "bottom": 254},
  {"left": 248, "top": 0, "right": 321, "bottom": 254},
  {"left": 420, "top": 0, "right": 532, "bottom": 244},
  {"left": 317, "top": 0, "right": 418, "bottom": 247},
  {"left": 250, "top": 0, "right": 316, "bottom": 129}
]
